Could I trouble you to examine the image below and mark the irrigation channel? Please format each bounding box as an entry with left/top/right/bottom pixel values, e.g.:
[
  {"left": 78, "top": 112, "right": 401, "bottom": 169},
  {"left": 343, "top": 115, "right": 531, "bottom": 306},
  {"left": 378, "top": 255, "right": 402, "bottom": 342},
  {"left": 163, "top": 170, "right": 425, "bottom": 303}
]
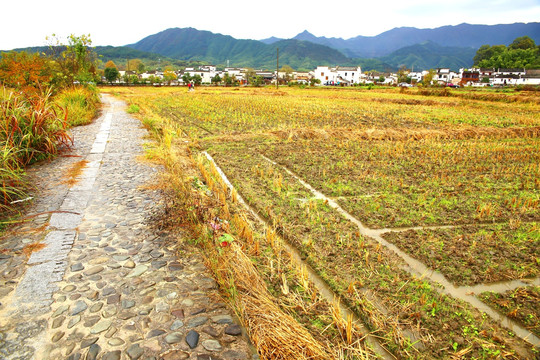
[
  {"left": 203, "top": 152, "right": 396, "bottom": 359},
  {"left": 258, "top": 154, "right": 540, "bottom": 348},
  {"left": 204, "top": 151, "right": 539, "bottom": 355}
]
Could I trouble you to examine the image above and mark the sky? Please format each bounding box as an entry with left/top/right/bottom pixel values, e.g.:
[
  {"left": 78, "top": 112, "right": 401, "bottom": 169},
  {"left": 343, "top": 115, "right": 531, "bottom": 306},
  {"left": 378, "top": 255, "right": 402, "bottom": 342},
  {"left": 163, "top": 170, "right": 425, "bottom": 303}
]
[{"left": 2, "top": 0, "right": 540, "bottom": 50}]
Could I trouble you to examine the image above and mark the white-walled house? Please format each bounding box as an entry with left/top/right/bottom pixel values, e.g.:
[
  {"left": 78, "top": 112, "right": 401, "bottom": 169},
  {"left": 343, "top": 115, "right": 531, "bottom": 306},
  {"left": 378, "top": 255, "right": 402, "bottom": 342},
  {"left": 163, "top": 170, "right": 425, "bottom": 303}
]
[
  {"left": 184, "top": 66, "right": 222, "bottom": 84},
  {"left": 335, "top": 66, "right": 362, "bottom": 84},
  {"left": 186, "top": 69, "right": 213, "bottom": 84},
  {"left": 314, "top": 66, "right": 335, "bottom": 84},
  {"left": 459, "top": 68, "right": 540, "bottom": 86},
  {"left": 518, "top": 70, "right": 540, "bottom": 85},
  {"left": 409, "top": 71, "right": 428, "bottom": 83},
  {"left": 433, "top": 68, "right": 459, "bottom": 84},
  {"left": 313, "top": 66, "right": 362, "bottom": 85},
  {"left": 140, "top": 71, "right": 163, "bottom": 80}
]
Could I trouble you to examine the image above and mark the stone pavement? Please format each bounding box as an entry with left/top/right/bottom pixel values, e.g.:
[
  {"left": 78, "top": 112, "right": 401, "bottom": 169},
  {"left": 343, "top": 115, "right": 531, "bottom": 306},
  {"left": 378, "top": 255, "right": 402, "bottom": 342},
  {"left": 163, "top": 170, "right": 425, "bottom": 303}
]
[{"left": 0, "top": 95, "right": 254, "bottom": 360}]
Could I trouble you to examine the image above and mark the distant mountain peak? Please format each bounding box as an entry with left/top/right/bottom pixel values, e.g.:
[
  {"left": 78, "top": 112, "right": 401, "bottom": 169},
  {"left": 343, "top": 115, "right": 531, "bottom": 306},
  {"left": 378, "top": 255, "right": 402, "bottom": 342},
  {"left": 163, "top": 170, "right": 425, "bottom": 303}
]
[
  {"left": 260, "top": 36, "right": 283, "bottom": 45},
  {"left": 294, "top": 30, "right": 318, "bottom": 41}
]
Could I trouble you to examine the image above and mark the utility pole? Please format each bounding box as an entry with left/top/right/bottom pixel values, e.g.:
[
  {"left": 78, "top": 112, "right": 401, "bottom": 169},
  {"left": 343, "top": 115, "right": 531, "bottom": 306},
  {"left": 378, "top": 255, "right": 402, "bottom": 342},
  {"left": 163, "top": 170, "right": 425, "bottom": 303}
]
[
  {"left": 126, "top": 58, "right": 129, "bottom": 86},
  {"left": 276, "top": 48, "right": 279, "bottom": 89}
]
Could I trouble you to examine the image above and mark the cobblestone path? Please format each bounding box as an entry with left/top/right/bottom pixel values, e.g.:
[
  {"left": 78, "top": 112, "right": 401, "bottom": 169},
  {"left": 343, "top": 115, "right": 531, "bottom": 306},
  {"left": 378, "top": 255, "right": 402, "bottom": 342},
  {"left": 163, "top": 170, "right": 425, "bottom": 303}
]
[{"left": 0, "top": 95, "right": 254, "bottom": 360}]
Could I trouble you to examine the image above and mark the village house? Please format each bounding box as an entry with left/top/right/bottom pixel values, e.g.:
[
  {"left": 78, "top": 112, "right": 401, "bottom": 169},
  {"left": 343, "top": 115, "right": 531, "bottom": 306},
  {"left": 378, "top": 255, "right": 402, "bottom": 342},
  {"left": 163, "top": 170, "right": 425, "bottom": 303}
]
[
  {"left": 518, "top": 69, "right": 540, "bottom": 85},
  {"left": 294, "top": 72, "right": 312, "bottom": 84},
  {"left": 335, "top": 66, "right": 363, "bottom": 85},
  {"left": 408, "top": 71, "right": 428, "bottom": 84},
  {"left": 433, "top": 68, "right": 459, "bottom": 85},
  {"left": 458, "top": 68, "right": 540, "bottom": 86},
  {"left": 140, "top": 70, "right": 163, "bottom": 81},
  {"left": 256, "top": 71, "right": 276, "bottom": 84},
  {"left": 313, "top": 66, "right": 362, "bottom": 85}
]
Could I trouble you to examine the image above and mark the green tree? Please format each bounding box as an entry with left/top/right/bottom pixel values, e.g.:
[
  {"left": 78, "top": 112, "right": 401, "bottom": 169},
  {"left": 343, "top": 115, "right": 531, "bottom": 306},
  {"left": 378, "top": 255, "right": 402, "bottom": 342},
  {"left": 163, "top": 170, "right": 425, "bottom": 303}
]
[
  {"left": 245, "top": 68, "right": 256, "bottom": 85},
  {"left": 182, "top": 73, "right": 191, "bottom": 84},
  {"left": 509, "top": 36, "right": 536, "bottom": 50},
  {"left": 309, "top": 78, "right": 321, "bottom": 86},
  {"left": 478, "top": 48, "right": 540, "bottom": 69},
  {"left": 46, "top": 34, "right": 98, "bottom": 86},
  {"left": 223, "top": 73, "right": 233, "bottom": 87},
  {"left": 422, "top": 69, "right": 436, "bottom": 86},
  {"left": 104, "top": 67, "right": 120, "bottom": 83},
  {"left": 251, "top": 75, "right": 263, "bottom": 87},
  {"left": 192, "top": 74, "right": 202, "bottom": 85},
  {"left": 397, "top": 65, "right": 411, "bottom": 83},
  {"left": 244, "top": 68, "right": 263, "bottom": 87},
  {"left": 148, "top": 75, "right": 160, "bottom": 84},
  {"left": 127, "top": 74, "right": 139, "bottom": 84},
  {"left": 473, "top": 44, "right": 506, "bottom": 66},
  {"left": 211, "top": 74, "right": 221, "bottom": 85}
]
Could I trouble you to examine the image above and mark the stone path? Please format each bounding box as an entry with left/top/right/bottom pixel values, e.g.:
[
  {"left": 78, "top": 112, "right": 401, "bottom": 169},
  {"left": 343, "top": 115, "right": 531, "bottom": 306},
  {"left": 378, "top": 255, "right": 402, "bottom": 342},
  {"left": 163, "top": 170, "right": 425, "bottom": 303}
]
[{"left": 0, "top": 95, "right": 254, "bottom": 360}]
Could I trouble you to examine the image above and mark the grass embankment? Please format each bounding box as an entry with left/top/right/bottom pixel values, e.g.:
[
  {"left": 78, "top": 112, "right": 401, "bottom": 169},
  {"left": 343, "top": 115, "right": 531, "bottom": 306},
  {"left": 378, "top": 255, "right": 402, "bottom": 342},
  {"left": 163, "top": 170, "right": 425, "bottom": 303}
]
[
  {"left": 0, "top": 85, "right": 100, "bottom": 224},
  {"left": 109, "top": 86, "right": 539, "bottom": 359}
]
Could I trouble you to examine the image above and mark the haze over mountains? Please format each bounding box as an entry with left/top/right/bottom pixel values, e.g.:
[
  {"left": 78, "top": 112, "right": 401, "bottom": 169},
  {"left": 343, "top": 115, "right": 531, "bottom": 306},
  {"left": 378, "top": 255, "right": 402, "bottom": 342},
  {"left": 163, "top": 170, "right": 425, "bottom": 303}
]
[{"left": 127, "top": 22, "right": 540, "bottom": 71}]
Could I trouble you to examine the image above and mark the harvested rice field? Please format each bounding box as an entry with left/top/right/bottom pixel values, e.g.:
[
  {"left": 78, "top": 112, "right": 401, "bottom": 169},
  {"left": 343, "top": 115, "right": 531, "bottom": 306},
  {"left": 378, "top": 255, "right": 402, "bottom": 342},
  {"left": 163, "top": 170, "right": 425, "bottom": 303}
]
[{"left": 107, "top": 86, "right": 540, "bottom": 359}]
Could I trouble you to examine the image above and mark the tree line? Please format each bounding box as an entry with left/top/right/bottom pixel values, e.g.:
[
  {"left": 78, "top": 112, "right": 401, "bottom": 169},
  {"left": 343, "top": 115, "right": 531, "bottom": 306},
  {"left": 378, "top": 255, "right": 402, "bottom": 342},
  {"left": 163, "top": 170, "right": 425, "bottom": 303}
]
[{"left": 473, "top": 36, "right": 540, "bottom": 69}]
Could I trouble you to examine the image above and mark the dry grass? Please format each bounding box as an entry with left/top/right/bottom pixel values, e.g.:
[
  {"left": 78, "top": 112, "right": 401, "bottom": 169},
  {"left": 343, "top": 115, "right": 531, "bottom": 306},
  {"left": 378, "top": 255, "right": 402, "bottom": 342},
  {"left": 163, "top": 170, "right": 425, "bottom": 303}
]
[
  {"left": 271, "top": 125, "right": 540, "bottom": 142},
  {"left": 217, "top": 243, "right": 331, "bottom": 360},
  {"left": 60, "top": 159, "right": 88, "bottom": 186}
]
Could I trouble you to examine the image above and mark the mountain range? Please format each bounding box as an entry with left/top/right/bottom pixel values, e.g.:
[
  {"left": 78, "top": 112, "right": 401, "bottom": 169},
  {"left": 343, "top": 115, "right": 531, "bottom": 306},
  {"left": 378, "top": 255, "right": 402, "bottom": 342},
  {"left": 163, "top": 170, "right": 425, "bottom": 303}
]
[
  {"left": 127, "top": 28, "right": 350, "bottom": 71},
  {"left": 262, "top": 23, "right": 540, "bottom": 58},
  {"left": 5, "top": 22, "right": 540, "bottom": 72},
  {"left": 127, "top": 22, "right": 540, "bottom": 71}
]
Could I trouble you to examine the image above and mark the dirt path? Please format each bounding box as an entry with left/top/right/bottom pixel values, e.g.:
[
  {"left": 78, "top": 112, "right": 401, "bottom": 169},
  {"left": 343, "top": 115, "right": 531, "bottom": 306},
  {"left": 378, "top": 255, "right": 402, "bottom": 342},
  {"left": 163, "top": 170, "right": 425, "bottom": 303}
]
[{"left": 0, "top": 95, "right": 254, "bottom": 360}]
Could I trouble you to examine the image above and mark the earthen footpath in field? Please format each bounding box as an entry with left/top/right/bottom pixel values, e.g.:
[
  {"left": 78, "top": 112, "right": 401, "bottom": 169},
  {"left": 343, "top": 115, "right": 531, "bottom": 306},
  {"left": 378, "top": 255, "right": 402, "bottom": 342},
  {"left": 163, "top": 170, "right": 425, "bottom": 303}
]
[{"left": 0, "top": 95, "right": 254, "bottom": 360}]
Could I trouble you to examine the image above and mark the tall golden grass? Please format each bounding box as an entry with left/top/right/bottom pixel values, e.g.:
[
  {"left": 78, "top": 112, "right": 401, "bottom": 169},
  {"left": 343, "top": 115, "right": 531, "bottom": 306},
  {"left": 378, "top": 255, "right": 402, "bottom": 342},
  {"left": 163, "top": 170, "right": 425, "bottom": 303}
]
[{"left": 1, "top": 85, "right": 100, "bottom": 216}]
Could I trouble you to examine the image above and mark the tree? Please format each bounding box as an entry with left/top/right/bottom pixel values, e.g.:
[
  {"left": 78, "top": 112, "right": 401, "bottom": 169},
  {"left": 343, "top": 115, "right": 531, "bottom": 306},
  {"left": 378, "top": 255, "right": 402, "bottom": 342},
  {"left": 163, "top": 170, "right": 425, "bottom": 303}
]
[
  {"left": 473, "top": 36, "right": 540, "bottom": 69},
  {"left": 397, "top": 65, "right": 410, "bottom": 83},
  {"left": 244, "top": 68, "right": 263, "bottom": 87},
  {"left": 148, "top": 75, "right": 160, "bottom": 85},
  {"left": 192, "top": 74, "right": 202, "bottom": 86},
  {"left": 251, "top": 76, "right": 263, "bottom": 87},
  {"left": 280, "top": 65, "right": 294, "bottom": 84},
  {"left": 422, "top": 69, "right": 436, "bottom": 87},
  {"left": 245, "top": 68, "right": 256, "bottom": 85},
  {"left": 182, "top": 73, "right": 191, "bottom": 85},
  {"left": 473, "top": 44, "right": 506, "bottom": 66},
  {"left": 46, "top": 33, "right": 98, "bottom": 86},
  {"left": 0, "top": 51, "right": 53, "bottom": 95},
  {"left": 127, "top": 74, "right": 139, "bottom": 84},
  {"left": 105, "top": 60, "right": 117, "bottom": 69},
  {"left": 127, "top": 59, "right": 144, "bottom": 74},
  {"left": 509, "top": 36, "right": 536, "bottom": 50},
  {"left": 309, "top": 78, "right": 321, "bottom": 86},
  {"left": 223, "top": 73, "right": 232, "bottom": 87},
  {"left": 104, "top": 67, "right": 120, "bottom": 83},
  {"left": 163, "top": 69, "right": 177, "bottom": 85},
  {"left": 211, "top": 74, "right": 221, "bottom": 85}
]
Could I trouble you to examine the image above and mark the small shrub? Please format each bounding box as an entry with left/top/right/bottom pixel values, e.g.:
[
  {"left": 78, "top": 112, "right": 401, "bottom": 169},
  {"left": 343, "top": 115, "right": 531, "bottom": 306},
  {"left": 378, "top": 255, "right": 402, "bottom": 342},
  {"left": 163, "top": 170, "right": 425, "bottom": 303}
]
[{"left": 127, "top": 104, "right": 140, "bottom": 114}]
